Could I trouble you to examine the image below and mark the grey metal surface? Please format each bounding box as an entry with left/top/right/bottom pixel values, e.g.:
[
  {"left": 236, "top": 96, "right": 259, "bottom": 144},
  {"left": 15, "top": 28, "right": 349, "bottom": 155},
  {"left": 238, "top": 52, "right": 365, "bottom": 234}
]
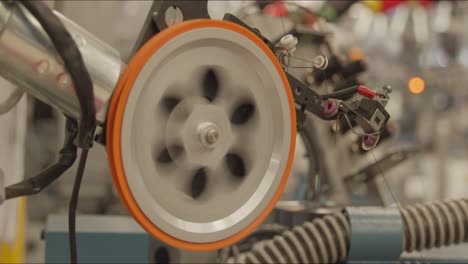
[
  {"left": 46, "top": 215, "right": 218, "bottom": 264},
  {"left": 45, "top": 214, "right": 149, "bottom": 263},
  {"left": 120, "top": 26, "right": 294, "bottom": 242},
  {"left": 346, "top": 206, "right": 404, "bottom": 262},
  {"left": 0, "top": 2, "right": 123, "bottom": 123},
  {"left": 46, "top": 214, "right": 145, "bottom": 233},
  {"left": 0, "top": 88, "right": 24, "bottom": 115}
]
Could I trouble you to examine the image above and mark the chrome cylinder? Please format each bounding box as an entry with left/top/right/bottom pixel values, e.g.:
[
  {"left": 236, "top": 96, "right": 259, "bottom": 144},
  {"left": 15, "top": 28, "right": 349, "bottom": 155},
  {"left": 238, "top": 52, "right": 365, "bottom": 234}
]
[{"left": 0, "top": 2, "right": 123, "bottom": 123}]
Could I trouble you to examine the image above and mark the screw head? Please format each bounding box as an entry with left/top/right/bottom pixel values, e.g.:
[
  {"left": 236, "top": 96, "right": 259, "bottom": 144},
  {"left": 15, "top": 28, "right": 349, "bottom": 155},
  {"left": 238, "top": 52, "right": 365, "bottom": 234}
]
[
  {"left": 312, "top": 96, "right": 319, "bottom": 104},
  {"left": 383, "top": 84, "right": 392, "bottom": 94},
  {"left": 165, "top": 6, "right": 184, "bottom": 27},
  {"left": 198, "top": 122, "right": 220, "bottom": 149},
  {"left": 205, "top": 129, "right": 219, "bottom": 145}
]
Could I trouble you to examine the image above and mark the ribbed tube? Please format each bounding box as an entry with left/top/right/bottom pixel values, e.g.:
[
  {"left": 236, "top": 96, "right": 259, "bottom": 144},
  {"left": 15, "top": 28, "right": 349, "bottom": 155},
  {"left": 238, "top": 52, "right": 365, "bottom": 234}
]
[
  {"left": 401, "top": 199, "right": 468, "bottom": 252},
  {"left": 227, "top": 199, "right": 468, "bottom": 264},
  {"left": 228, "top": 212, "right": 350, "bottom": 264}
]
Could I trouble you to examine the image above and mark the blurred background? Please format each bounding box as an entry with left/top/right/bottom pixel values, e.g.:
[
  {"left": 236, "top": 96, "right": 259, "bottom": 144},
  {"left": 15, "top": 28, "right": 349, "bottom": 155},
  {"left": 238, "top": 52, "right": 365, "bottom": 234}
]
[{"left": 1, "top": 0, "right": 468, "bottom": 262}]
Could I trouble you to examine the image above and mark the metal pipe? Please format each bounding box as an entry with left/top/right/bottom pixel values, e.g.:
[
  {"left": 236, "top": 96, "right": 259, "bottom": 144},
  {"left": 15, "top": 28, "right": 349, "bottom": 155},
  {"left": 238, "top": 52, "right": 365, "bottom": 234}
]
[
  {"left": 0, "top": 87, "right": 24, "bottom": 114},
  {"left": 0, "top": 2, "right": 124, "bottom": 124}
]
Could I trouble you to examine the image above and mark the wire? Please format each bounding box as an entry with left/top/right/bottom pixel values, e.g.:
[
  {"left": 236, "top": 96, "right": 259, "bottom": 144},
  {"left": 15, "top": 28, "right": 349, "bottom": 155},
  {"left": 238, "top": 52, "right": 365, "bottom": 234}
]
[
  {"left": 280, "top": 5, "right": 286, "bottom": 35},
  {"left": 19, "top": 2, "right": 96, "bottom": 263},
  {"left": 370, "top": 150, "right": 401, "bottom": 209},
  {"left": 321, "top": 85, "right": 358, "bottom": 100},
  {"left": 321, "top": 65, "right": 330, "bottom": 94},
  {"left": 20, "top": 0, "right": 96, "bottom": 148},
  {"left": 279, "top": 54, "right": 327, "bottom": 69},
  {"left": 68, "top": 149, "right": 89, "bottom": 264},
  {"left": 290, "top": 55, "right": 319, "bottom": 65},
  {"left": 338, "top": 112, "right": 380, "bottom": 136}
]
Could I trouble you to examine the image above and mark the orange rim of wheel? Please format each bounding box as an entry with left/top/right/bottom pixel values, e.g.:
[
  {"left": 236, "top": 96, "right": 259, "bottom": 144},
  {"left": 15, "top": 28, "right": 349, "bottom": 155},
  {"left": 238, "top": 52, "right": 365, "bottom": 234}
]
[{"left": 106, "top": 19, "right": 296, "bottom": 251}]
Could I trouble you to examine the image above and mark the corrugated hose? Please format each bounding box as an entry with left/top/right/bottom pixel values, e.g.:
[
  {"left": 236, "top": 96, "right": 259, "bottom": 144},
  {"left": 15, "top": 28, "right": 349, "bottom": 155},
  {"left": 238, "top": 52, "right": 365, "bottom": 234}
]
[{"left": 228, "top": 199, "right": 468, "bottom": 264}]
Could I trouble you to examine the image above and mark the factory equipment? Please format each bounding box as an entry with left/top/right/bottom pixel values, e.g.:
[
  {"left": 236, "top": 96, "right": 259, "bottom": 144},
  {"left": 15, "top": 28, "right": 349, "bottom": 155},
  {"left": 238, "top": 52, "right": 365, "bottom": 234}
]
[{"left": 0, "top": 1, "right": 467, "bottom": 263}]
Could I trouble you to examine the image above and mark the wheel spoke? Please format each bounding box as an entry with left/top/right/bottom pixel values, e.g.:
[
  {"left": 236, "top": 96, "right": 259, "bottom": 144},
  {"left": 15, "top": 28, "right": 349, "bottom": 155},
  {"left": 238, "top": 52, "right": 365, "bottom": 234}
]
[
  {"left": 231, "top": 101, "right": 255, "bottom": 125},
  {"left": 189, "top": 168, "right": 208, "bottom": 199},
  {"left": 161, "top": 96, "right": 181, "bottom": 113},
  {"left": 154, "top": 144, "right": 184, "bottom": 164},
  {"left": 202, "top": 68, "right": 220, "bottom": 101},
  {"left": 225, "top": 153, "right": 247, "bottom": 178}
]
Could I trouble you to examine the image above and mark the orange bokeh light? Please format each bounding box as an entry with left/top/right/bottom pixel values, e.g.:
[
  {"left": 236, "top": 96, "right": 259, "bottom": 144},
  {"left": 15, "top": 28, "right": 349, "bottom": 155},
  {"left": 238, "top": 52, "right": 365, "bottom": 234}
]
[
  {"left": 349, "top": 47, "right": 364, "bottom": 61},
  {"left": 408, "top": 77, "right": 425, "bottom": 94}
]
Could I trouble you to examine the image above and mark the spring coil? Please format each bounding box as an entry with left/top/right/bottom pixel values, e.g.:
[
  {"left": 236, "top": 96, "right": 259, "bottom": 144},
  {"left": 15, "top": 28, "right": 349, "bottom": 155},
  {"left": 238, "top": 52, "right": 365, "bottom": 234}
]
[
  {"left": 401, "top": 199, "right": 468, "bottom": 252},
  {"left": 229, "top": 212, "right": 350, "bottom": 264}
]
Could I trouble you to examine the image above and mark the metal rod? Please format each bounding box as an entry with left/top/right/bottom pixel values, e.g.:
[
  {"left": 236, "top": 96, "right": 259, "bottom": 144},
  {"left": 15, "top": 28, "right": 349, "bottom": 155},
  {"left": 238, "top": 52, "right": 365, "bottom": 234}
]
[{"left": 0, "top": 2, "right": 124, "bottom": 124}]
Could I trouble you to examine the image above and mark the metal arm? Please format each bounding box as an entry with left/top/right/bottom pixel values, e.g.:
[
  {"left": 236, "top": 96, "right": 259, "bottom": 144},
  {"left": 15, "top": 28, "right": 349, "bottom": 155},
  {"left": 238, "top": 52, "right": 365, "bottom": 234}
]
[
  {"left": 222, "top": 13, "right": 391, "bottom": 135},
  {"left": 0, "top": 2, "right": 123, "bottom": 124},
  {"left": 4, "top": 118, "right": 78, "bottom": 200}
]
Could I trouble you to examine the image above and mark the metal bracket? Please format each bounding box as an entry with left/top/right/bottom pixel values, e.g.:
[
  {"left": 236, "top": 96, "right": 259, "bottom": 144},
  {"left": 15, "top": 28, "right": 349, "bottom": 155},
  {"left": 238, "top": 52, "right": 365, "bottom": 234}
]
[
  {"left": 222, "top": 13, "right": 392, "bottom": 134},
  {"left": 153, "top": 0, "right": 209, "bottom": 31},
  {"left": 223, "top": 13, "right": 276, "bottom": 50},
  {"left": 286, "top": 72, "right": 334, "bottom": 121},
  {"left": 129, "top": 0, "right": 210, "bottom": 58},
  {"left": 340, "top": 98, "right": 390, "bottom": 134},
  {"left": 222, "top": 13, "right": 336, "bottom": 128}
]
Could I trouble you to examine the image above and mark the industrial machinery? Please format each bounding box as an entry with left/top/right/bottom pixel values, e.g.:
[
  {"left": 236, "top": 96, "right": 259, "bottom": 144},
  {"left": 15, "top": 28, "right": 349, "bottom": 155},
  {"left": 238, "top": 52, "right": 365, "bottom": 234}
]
[{"left": 0, "top": 1, "right": 467, "bottom": 263}]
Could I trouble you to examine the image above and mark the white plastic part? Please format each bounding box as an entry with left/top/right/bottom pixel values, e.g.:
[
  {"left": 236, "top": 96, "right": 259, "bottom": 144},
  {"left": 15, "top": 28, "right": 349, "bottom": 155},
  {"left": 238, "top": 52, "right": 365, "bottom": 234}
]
[
  {"left": 314, "top": 55, "right": 329, "bottom": 70},
  {"left": 278, "top": 34, "right": 298, "bottom": 54}
]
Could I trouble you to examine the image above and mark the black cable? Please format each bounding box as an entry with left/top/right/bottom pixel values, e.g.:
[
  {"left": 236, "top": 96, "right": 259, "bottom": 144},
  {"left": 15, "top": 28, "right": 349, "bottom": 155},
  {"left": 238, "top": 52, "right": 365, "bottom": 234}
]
[
  {"left": 68, "top": 149, "right": 89, "bottom": 264},
  {"left": 5, "top": 118, "right": 78, "bottom": 200},
  {"left": 20, "top": 0, "right": 96, "bottom": 148},
  {"left": 321, "top": 85, "right": 358, "bottom": 100},
  {"left": 18, "top": 2, "right": 96, "bottom": 263}
]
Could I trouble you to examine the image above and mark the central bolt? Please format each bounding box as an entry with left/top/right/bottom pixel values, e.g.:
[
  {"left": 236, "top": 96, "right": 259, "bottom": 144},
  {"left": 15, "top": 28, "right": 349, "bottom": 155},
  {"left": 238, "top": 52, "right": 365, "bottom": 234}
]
[
  {"left": 205, "top": 129, "right": 219, "bottom": 145},
  {"left": 198, "top": 122, "right": 220, "bottom": 149}
]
